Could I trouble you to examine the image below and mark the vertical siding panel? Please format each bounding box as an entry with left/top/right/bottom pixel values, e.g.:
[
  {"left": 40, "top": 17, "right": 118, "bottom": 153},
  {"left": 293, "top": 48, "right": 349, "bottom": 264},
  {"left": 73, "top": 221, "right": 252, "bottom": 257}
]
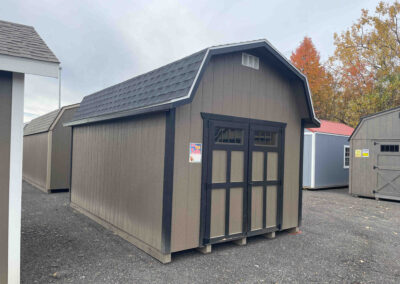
[
  {"left": 202, "top": 60, "right": 214, "bottom": 113},
  {"left": 170, "top": 104, "right": 191, "bottom": 251},
  {"left": 71, "top": 114, "right": 165, "bottom": 251},
  {"left": 212, "top": 56, "right": 224, "bottom": 114},
  {"left": 22, "top": 133, "right": 48, "bottom": 191}
]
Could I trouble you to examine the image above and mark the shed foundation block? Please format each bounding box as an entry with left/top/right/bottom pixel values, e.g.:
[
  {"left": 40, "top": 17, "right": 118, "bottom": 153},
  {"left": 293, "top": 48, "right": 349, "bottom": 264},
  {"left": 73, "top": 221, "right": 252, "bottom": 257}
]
[
  {"left": 197, "top": 244, "right": 212, "bottom": 254},
  {"left": 233, "top": 237, "right": 247, "bottom": 246},
  {"left": 287, "top": 227, "right": 299, "bottom": 233},
  {"left": 263, "top": 232, "right": 275, "bottom": 239}
]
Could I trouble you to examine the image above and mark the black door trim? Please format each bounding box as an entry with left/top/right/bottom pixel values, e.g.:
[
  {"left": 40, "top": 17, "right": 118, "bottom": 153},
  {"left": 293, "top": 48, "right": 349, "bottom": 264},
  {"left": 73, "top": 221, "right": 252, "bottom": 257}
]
[{"left": 201, "top": 113, "right": 287, "bottom": 128}]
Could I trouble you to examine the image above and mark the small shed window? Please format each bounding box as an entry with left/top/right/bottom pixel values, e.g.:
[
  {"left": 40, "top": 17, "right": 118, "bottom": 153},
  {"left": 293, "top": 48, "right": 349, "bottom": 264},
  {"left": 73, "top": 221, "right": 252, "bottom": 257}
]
[
  {"left": 344, "top": 146, "right": 350, "bottom": 168},
  {"left": 380, "top": 144, "right": 399, "bottom": 152},
  {"left": 254, "top": 130, "right": 277, "bottom": 146},
  {"left": 215, "top": 127, "right": 244, "bottom": 145}
]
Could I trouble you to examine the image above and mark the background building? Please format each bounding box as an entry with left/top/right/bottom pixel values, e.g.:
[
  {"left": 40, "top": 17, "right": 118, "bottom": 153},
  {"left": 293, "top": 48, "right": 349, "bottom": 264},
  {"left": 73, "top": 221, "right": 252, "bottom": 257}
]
[
  {"left": 303, "top": 120, "right": 354, "bottom": 189},
  {"left": 349, "top": 106, "right": 400, "bottom": 201}
]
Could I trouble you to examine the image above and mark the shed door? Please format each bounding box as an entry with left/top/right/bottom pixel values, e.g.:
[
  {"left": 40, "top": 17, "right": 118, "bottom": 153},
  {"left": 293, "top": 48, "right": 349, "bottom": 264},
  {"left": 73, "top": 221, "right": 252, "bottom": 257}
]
[
  {"left": 204, "top": 120, "right": 249, "bottom": 244},
  {"left": 374, "top": 142, "right": 400, "bottom": 200},
  {"left": 202, "top": 116, "right": 285, "bottom": 245},
  {"left": 247, "top": 124, "right": 283, "bottom": 236}
]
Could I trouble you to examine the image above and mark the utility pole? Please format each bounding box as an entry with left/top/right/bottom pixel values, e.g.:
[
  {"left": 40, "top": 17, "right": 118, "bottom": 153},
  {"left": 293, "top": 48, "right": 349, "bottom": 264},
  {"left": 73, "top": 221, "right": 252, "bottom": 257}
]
[{"left": 58, "top": 66, "right": 62, "bottom": 109}]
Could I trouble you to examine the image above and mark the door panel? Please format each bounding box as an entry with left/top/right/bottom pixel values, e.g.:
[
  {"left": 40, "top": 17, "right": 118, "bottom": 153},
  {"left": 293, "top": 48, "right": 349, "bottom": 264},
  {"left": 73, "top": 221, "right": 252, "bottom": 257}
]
[
  {"left": 251, "top": 186, "right": 263, "bottom": 230},
  {"left": 252, "top": 152, "right": 264, "bottom": 181},
  {"left": 212, "top": 150, "right": 227, "bottom": 183},
  {"left": 266, "top": 185, "right": 278, "bottom": 227},
  {"left": 229, "top": 187, "right": 243, "bottom": 234},
  {"left": 210, "top": 188, "right": 226, "bottom": 238},
  {"left": 231, "top": 152, "right": 244, "bottom": 182},
  {"left": 267, "top": 152, "right": 278, "bottom": 181}
]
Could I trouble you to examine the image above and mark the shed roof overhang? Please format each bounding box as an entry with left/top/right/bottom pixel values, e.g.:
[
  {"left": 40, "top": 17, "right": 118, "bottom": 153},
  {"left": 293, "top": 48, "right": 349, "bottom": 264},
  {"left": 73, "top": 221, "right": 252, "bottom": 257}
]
[
  {"left": 65, "top": 39, "right": 320, "bottom": 127},
  {"left": 0, "top": 53, "right": 59, "bottom": 78}
]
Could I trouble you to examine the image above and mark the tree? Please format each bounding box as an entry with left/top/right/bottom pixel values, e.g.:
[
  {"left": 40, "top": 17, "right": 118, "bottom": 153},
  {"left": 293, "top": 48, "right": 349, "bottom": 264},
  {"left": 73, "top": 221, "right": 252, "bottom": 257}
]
[
  {"left": 290, "top": 37, "right": 336, "bottom": 120},
  {"left": 330, "top": 1, "right": 400, "bottom": 127}
]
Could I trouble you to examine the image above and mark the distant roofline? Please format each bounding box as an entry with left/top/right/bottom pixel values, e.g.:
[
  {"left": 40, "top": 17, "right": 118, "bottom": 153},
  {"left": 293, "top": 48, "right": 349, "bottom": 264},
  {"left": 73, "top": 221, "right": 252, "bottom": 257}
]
[
  {"left": 65, "top": 39, "right": 320, "bottom": 127},
  {"left": 349, "top": 105, "right": 400, "bottom": 140},
  {"left": 24, "top": 103, "right": 80, "bottom": 136}
]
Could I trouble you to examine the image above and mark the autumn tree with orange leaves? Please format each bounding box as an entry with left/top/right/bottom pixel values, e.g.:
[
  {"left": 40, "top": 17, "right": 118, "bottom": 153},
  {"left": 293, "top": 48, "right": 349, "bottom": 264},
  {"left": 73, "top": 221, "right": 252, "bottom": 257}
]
[
  {"left": 329, "top": 1, "right": 400, "bottom": 127},
  {"left": 292, "top": 1, "right": 400, "bottom": 127},
  {"left": 290, "top": 37, "right": 336, "bottom": 120}
]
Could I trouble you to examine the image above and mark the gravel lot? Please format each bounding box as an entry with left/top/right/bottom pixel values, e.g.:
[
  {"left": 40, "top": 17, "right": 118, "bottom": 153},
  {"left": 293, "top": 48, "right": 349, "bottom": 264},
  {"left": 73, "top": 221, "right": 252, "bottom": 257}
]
[{"left": 22, "top": 181, "right": 400, "bottom": 283}]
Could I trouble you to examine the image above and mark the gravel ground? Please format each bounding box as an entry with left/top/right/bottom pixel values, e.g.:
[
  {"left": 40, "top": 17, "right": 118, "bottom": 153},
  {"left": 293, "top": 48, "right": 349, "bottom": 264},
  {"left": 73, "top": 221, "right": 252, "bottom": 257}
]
[{"left": 22, "top": 181, "right": 400, "bottom": 283}]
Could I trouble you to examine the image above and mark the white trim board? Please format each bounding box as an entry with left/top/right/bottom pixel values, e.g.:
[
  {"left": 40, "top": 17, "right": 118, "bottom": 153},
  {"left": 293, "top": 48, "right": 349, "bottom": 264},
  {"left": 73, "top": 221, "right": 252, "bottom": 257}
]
[
  {"left": 0, "top": 54, "right": 59, "bottom": 78},
  {"left": 310, "top": 132, "right": 316, "bottom": 188},
  {"left": 8, "top": 73, "right": 24, "bottom": 284}
]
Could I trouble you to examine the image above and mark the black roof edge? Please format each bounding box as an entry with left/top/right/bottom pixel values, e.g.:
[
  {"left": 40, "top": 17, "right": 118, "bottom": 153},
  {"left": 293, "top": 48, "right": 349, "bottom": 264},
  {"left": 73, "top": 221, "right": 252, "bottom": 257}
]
[
  {"left": 348, "top": 104, "right": 400, "bottom": 141},
  {"left": 64, "top": 103, "right": 172, "bottom": 127},
  {"left": 68, "top": 40, "right": 320, "bottom": 127}
]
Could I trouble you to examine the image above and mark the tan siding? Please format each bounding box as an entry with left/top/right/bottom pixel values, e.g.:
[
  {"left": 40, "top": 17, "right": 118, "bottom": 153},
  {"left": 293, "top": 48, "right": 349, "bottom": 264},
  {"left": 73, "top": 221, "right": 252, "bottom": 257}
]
[
  {"left": 350, "top": 109, "right": 400, "bottom": 197},
  {"left": 71, "top": 114, "right": 166, "bottom": 251},
  {"left": 50, "top": 107, "right": 77, "bottom": 190},
  {"left": 171, "top": 52, "right": 307, "bottom": 252},
  {"left": 23, "top": 132, "right": 48, "bottom": 191},
  {"left": 0, "top": 71, "right": 12, "bottom": 284}
]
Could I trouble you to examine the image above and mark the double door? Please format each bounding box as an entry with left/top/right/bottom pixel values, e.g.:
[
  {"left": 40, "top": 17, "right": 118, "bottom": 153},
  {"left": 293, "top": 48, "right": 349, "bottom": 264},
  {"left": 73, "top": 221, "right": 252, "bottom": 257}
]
[{"left": 202, "top": 114, "right": 285, "bottom": 244}]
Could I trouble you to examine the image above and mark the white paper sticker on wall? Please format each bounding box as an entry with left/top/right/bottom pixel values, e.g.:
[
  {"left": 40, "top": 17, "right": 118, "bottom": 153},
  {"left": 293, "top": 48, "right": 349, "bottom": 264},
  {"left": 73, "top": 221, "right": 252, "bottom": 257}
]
[
  {"left": 189, "top": 143, "right": 202, "bottom": 163},
  {"left": 362, "top": 149, "right": 369, "bottom": 157}
]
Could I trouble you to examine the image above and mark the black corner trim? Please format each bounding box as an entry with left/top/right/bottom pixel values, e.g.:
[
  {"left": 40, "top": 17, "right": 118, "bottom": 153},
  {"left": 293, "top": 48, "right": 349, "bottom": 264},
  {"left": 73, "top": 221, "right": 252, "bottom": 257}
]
[
  {"left": 161, "top": 108, "right": 176, "bottom": 254},
  {"left": 298, "top": 119, "right": 305, "bottom": 226}
]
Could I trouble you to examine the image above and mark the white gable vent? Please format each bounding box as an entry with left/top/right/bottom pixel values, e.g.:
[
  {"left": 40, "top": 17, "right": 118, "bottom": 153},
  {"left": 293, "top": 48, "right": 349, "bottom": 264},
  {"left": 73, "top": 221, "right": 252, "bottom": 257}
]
[{"left": 242, "top": 53, "right": 259, "bottom": 70}]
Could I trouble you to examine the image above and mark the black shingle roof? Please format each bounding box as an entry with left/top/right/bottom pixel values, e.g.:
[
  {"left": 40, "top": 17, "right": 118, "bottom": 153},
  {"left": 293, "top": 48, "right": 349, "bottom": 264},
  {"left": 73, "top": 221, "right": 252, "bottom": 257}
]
[
  {"left": 0, "top": 20, "right": 59, "bottom": 63},
  {"left": 73, "top": 49, "right": 207, "bottom": 122},
  {"left": 68, "top": 40, "right": 320, "bottom": 127}
]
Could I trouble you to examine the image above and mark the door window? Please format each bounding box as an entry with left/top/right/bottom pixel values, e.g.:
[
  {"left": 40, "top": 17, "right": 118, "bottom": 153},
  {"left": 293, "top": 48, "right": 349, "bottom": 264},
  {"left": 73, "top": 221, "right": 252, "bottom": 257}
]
[{"left": 214, "top": 127, "right": 244, "bottom": 145}]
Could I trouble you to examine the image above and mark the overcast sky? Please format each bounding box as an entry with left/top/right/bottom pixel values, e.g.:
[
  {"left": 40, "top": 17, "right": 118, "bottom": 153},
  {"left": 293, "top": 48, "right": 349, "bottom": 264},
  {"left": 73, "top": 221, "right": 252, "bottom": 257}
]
[{"left": 0, "top": 0, "right": 389, "bottom": 122}]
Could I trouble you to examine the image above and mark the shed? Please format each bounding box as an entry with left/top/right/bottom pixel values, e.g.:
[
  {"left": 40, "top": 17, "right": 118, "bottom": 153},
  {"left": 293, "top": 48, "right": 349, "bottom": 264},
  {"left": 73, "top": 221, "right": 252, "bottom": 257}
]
[
  {"left": 303, "top": 120, "right": 354, "bottom": 189},
  {"left": 65, "top": 39, "right": 320, "bottom": 263},
  {"left": 0, "top": 19, "right": 59, "bottom": 283},
  {"left": 23, "top": 104, "right": 79, "bottom": 193},
  {"left": 349, "top": 106, "right": 400, "bottom": 201}
]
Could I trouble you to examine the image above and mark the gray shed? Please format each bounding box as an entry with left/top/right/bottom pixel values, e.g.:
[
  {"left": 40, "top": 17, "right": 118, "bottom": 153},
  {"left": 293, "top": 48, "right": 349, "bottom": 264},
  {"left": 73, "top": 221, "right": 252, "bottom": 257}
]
[
  {"left": 303, "top": 120, "right": 354, "bottom": 189},
  {"left": 65, "top": 39, "right": 319, "bottom": 263},
  {"left": 349, "top": 106, "right": 400, "bottom": 201},
  {"left": 23, "top": 104, "right": 79, "bottom": 193}
]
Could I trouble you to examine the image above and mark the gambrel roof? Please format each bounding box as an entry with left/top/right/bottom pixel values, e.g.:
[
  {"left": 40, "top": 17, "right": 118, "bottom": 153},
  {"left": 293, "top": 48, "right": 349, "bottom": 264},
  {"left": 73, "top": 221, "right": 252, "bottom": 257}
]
[
  {"left": 349, "top": 105, "right": 400, "bottom": 140},
  {"left": 67, "top": 40, "right": 320, "bottom": 127},
  {"left": 24, "top": 104, "right": 79, "bottom": 136}
]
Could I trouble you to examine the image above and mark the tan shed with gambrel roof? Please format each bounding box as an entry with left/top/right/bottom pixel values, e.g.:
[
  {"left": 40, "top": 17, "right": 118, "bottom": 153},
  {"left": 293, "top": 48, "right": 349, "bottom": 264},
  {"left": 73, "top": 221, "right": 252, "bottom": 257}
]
[{"left": 66, "top": 40, "right": 320, "bottom": 263}]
